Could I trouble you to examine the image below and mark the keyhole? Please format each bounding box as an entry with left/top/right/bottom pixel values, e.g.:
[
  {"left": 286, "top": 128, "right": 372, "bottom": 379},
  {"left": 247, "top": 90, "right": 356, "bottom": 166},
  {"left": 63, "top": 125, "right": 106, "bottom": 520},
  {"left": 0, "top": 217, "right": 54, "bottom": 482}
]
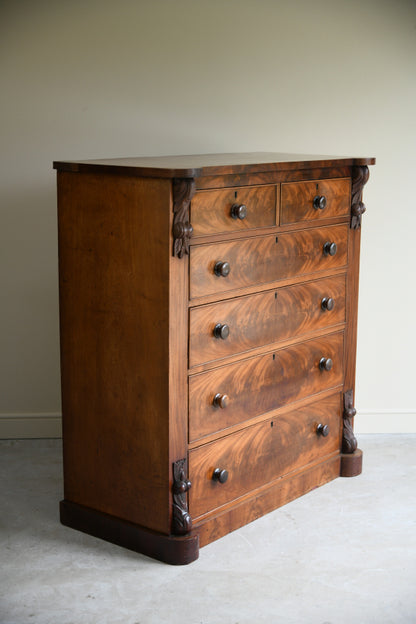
[{"left": 234, "top": 191, "right": 238, "bottom": 199}]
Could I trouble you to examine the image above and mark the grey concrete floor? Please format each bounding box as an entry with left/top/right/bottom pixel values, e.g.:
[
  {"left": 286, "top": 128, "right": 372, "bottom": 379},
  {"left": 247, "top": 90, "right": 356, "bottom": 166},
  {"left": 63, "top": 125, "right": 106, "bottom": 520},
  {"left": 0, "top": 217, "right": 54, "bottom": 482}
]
[{"left": 0, "top": 435, "right": 415, "bottom": 624}]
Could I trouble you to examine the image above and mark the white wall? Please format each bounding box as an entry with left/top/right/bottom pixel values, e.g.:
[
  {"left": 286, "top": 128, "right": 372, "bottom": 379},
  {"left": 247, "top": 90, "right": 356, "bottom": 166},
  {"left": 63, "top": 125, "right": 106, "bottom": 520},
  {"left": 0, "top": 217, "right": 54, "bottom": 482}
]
[{"left": 1, "top": 0, "right": 415, "bottom": 437}]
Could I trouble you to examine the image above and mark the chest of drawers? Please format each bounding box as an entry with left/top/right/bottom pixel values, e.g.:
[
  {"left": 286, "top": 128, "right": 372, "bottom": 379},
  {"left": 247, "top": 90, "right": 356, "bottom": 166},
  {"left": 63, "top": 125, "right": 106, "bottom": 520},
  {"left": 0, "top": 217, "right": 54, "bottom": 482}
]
[{"left": 54, "top": 153, "right": 374, "bottom": 564}]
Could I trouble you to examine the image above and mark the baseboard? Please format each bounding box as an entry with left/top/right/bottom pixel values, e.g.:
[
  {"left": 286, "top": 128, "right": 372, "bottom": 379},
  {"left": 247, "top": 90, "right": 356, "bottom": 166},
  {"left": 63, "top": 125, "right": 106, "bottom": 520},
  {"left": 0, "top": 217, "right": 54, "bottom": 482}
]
[
  {"left": 0, "top": 410, "right": 414, "bottom": 439},
  {"left": 0, "top": 413, "right": 62, "bottom": 439},
  {"left": 354, "top": 410, "right": 416, "bottom": 434}
]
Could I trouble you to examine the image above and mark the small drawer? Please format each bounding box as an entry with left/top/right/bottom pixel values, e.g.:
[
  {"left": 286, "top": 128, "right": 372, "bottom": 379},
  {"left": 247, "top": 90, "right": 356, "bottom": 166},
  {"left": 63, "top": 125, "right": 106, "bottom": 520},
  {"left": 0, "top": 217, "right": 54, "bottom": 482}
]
[
  {"left": 189, "top": 393, "right": 341, "bottom": 519},
  {"left": 190, "top": 185, "right": 276, "bottom": 237},
  {"left": 190, "top": 224, "right": 348, "bottom": 299},
  {"left": 281, "top": 178, "right": 350, "bottom": 224},
  {"left": 189, "top": 332, "right": 344, "bottom": 442},
  {"left": 189, "top": 274, "right": 346, "bottom": 367}
]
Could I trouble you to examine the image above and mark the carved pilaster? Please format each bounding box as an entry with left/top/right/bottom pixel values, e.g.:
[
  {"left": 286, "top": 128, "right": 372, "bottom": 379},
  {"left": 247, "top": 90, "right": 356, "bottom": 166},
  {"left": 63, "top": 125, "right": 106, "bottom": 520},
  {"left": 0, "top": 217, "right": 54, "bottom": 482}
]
[
  {"left": 342, "top": 389, "right": 358, "bottom": 454},
  {"left": 350, "top": 165, "right": 369, "bottom": 229},
  {"left": 172, "top": 178, "right": 196, "bottom": 258},
  {"left": 172, "top": 458, "right": 192, "bottom": 535}
]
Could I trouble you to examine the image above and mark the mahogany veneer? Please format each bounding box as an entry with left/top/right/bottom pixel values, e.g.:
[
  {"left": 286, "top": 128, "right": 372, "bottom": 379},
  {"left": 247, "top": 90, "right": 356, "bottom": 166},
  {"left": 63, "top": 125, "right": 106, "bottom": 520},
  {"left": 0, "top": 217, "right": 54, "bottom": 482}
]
[{"left": 54, "top": 152, "right": 374, "bottom": 564}]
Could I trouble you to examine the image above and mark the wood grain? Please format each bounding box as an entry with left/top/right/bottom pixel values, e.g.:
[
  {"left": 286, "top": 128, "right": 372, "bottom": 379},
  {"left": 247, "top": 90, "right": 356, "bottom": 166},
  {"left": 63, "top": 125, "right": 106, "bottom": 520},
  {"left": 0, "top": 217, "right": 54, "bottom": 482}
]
[
  {"left": 58, "top": 172, "right": 172, "bottom": 534},
  {"left": 191, "top": 185, "right": 276, "bottom": 236},
  {"left": 189, "top": 332, "right": 344, "bottom": 442},
  {"left": 189, "top": 274, "right": 346, "bottom": 367},
  {"left": 189, "top": 393, "right": 342, "bottom": 519},
  {"left": 190, "top": 224, "right": 349, "bottom": 299},
  {"left": 281, "top": 178, "right": 350, "bottom": 224},
  {"left": 195, "top": 455, "right": 340, "bottom": 547}
]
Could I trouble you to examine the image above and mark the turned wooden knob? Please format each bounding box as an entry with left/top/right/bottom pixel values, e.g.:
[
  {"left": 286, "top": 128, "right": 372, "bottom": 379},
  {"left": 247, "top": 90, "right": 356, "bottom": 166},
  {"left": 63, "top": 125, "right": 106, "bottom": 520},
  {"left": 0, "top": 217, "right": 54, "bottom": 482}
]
[
  {"left": 213, "top": 468, "right": 228, "bottom": 483},
  {"left": 319, "top": 357, "right": 333, "bottom": 371},
  {"left": 214, "top": 323, "right": 229, "bottom": 340},
  {"left": 321, "top": 297, "right": 335, "bottom": 311},
  {"left": 230, "top": 203, "right": 247, "bottom": 220},
  {"left": 213, "top": 393, "right": 229, "bottom": 408},
  {"left": 316, "top": 423, "right": 330, "bottom": 437},
  {"left": 323, "top": 241, "right": 337, "bottom": 256},
  {"left": 313, "top": 195, "right": 327, "bottom": 210},
  {"left": 214, "top": 261, "right": 230, "bottom": 277}
]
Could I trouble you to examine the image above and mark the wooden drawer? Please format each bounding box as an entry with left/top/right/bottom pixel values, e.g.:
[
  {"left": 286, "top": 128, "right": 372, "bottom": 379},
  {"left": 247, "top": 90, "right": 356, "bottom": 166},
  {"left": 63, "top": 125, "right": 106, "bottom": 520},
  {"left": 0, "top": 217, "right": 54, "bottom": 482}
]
[
  {"left": 189, "top": 332, "right": 344, "bottom": 442},
  {"left": 189, "top": 274, "right": 346, "bottom": 367},
  {"left": 281, "top": 178, "right": 350, "bottom": 224},
  {"left": 191, "top": 185, "right": 276, "bottom": 236},
  {"left": 189, "top": 224, "right": 348, "bottom": 299},
  {"left": 189, "top": 392, "right": 342, "bottom": 519}
]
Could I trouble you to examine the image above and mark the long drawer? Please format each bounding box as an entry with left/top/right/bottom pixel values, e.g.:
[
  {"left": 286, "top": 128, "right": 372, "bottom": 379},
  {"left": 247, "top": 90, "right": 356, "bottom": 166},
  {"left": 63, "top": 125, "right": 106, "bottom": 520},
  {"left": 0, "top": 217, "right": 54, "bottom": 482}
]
[
  {"left": 189, "top": 392, "right": 342, "bottom": 519},
  {"left": 189, "top": 224, "right": 348, "bottom": 299},
  {"left": 189, "top": 332, "right": 344, "bottom": 442},
  {"left": 189, "top": 274, "right": 346, "bottom": 367}
]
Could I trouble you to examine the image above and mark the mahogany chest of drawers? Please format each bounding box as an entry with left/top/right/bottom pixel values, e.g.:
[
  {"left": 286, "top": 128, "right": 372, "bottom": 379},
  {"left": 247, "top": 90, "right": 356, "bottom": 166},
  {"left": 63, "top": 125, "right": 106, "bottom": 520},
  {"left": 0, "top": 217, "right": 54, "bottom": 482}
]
[{"left": 54, "top": 153, "right": 375, "bottom": 564}]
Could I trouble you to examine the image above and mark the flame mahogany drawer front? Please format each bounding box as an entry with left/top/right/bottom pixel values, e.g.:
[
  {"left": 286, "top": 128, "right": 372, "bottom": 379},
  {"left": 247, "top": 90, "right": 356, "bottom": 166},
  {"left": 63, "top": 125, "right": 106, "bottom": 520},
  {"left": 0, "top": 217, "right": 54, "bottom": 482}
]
[
  {"left": 280, "top": 178, "right": 351, "bottom": 225},
  {"left": 190, "top": 185, "right": 277, "bottom": 236},
  {"left": 55, "top": 153, "right": 374, "bottom": 565},
  {"left": 189, "top": 274, "right": 346, "bottom": 368},
  {"left": 189, "top": 332, "right": 344, "bottom": 443},
  {"left": 189, "top": 392, "right": 342, "bottom": 520},
  {"left": 189, "top": 224, "right": 349, "bottom": 299}
]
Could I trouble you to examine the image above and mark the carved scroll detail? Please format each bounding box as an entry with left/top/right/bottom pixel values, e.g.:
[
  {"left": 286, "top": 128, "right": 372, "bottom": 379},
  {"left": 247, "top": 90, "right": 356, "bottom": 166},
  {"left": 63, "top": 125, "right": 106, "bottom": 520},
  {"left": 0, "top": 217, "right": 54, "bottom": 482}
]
[
  {"left": 342, "top": 389, "right": 358, "bottom": 454},
  {"left": 172, "top": 178, "right": 196, "bottom": 258},
  {"left": 350, "top": 165, "right": 369, "bottom": 229},
  {"left": 172, "top": 458, "right": 192, "bottom": 535}
]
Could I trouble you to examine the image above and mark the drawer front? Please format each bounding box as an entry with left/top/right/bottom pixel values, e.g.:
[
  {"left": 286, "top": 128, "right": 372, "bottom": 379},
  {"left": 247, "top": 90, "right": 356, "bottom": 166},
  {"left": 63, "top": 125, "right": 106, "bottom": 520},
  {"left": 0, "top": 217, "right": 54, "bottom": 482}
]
[
  {"left": 189, "top": 274, "right": 346, "bottom": 367},
  {"left": 281, "top": 178, "right": 350, "bottom": 224},
  {"left": 191, "top": 185, "right": 276, "bottom": 236},
  {"left": 189, "top": 332, "right": 344, "bottom": 442},
  {"left": 189, "top": 393, "right": 341, "bottom": 519},
  {"left": 190, "top": 224, "right": 348, "bottom": 299}
]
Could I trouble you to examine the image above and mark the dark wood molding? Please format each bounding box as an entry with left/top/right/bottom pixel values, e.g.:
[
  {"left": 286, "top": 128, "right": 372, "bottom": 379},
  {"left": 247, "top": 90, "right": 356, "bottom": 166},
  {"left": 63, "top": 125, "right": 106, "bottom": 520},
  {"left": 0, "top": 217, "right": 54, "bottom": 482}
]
[
  {"left": 60, "top": 500, "right": 199, "bottom": 565},
  {"left": 350, "top": 165, "right": 369, "bottom": 229},
  {"left": 342, "top": 389, "right": 358, "bottom": 454},
  {"left": 172, "top": 458, "right": 193, "bottom": 535},
  {"left": 172, "top": 178, "right": 196, "bottom": 257}
]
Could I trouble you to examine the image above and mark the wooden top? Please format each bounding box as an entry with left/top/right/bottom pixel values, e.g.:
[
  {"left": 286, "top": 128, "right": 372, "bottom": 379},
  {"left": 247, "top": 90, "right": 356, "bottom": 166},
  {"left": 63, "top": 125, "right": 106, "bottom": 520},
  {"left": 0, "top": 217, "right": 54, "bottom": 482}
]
[{"left": 53, "top": 152, "right": 376, "bottom": 179}]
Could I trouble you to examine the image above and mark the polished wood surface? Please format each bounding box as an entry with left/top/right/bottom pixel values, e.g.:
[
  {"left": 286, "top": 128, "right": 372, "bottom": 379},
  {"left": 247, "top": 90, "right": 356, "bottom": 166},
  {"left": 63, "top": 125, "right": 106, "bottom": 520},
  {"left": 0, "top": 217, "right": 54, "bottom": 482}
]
[
  {"left": 58, "top": 172, "right": 172, "bottom": 533},
  {"left": 56, "top": 154, "right": 373, "bottom": 563},
  {"left": 189, "top": 393, "right": 341, "bottom": 519},
  {"left": 196, "top": 456, "right": 340, "bottom": 547},
  {"left": 190, "top": 224, "right": 348, "bottom": 299},
  {"left": 281, "top": 178, "right": 350, "bottom": 224},
  {"left": 189, "top": 332, "right": 344, "bottom": 441},
  {"left": 189, "top": 274, "right": 346, "bottom": 367},
  {"left": 54, "top": 152, "right": 375, "bottom": 179},
  {"left": 191, "top": 185, "right": 277, "bottom": 236}
]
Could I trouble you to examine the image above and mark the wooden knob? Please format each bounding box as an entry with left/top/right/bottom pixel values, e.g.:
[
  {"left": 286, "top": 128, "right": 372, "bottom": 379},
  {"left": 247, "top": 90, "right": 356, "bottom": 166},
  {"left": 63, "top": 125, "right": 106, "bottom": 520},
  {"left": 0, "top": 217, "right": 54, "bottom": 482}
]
[
  {"left": 313, "top": 195, "right": 327, "bottom": 210},
  {"left": 213, "top": 468, "right": 228, "bottom": 483},
  {"left": 316, "top": 423, "right": 330, "bottom": 437},
  {"left": 323, "top": 241, "right": 337, "bottom": 256},
  {"left": 319, "top": 357, "right": 333, "bottom": 371},
  {"left": 321, "top": 297, "right": 335, "bottom": 311},
  {"left": 213, "top": 393, "right": 229, "bottom": 408},
  {"left": 230, "top": 203, "right": 247, "bottom": 220},
  {"left": 214, "top": 261, "right": 230, "bottom": 277},
  {"left": 214, "top": 323, "right": 229, "bottom": 340}
]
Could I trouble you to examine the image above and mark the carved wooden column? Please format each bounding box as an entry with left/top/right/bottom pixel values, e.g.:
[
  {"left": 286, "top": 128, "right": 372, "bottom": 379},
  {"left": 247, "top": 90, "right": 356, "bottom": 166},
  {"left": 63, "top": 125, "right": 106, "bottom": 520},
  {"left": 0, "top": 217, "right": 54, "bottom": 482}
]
[
  {"left": 172, "top": 459, "right": 193, "bottom": 535},
  {"left": 172, "top": 178, "right": 195, "bottom": 257},
  {"left": 350, "top": 165, "right": 369, "bottom": 229},
  {"left": 340, "top": 389, "right": 363, "bottom": 477}
]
